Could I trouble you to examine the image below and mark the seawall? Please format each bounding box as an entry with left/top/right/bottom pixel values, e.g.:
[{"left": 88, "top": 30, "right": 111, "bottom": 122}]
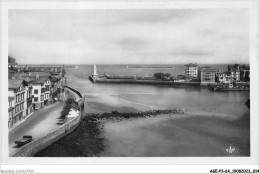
[
  {"left": 92, "top": 78, "right": 217, "bottom": 87},
  {"left": 10, "top": 86, "right": 85, "bottom": 157},
  {"left": 89, "top": 75, "right": 223, "bottom": 88}
]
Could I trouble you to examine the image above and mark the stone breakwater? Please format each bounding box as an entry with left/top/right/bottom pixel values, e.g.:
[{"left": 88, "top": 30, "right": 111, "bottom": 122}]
[
  {"left": 34, "top": 108, "right": 184, "bottom": 157},
  {"left": 90, "top": 109, "right": 185, "bottom": 121}
]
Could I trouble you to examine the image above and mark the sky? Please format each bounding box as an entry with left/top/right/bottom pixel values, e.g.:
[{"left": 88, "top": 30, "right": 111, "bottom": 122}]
[{"left": 8, "top": 9, "right": 249, "bottom": 64}]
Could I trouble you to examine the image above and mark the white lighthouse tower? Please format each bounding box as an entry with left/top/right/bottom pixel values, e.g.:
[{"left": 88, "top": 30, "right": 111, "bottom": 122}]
[{"left": 93, "top": 65, "right": 98, "bottom": 76}]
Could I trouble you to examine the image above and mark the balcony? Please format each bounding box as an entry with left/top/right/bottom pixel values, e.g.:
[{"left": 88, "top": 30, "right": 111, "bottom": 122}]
[
  {"left": 41, "top": 88, "right": 45, "bottom": 93},
  {"left": 15, "top": 87, "right": 26, "bottom": 93},
  {"left": 8, "top": 107, "right": 14, "bottom": 111},
  {"left": 27, "top": 101, "right": 32, "bottom": 107},
  {"left": 27, "top": 95, "right": 34, "bottom": 101}
]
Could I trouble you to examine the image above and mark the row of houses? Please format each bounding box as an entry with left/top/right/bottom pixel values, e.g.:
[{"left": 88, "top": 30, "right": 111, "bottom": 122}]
[
  {"left": 8, "top": 66, "right": 66, "bottom": 129},
  {"left": 184, "top": 63, "right": 250, "bottom": 84}
]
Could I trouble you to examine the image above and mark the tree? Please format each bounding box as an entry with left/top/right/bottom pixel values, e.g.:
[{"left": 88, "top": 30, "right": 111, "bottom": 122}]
[
  {"left": 165, "top": 73, "right": 171, "bottom": 77},
  {"left": 62, "top": 68, "right": 66, "bottom": 76},
  {"left": 240, "top": 70, "right": 245, "bottom": 81},
  {"left": 9, "top": 66, "right": 18, "bottom": 72},
  {"left": 215, "top": 74, "right": 220, "bottom": 83},
  {"left": 154, "top": 73, "right": 164, "bottom": 80},
  {"left": 154, "top": 73, "right": 171, "bottom": 80},
  {"left": 59, "top": 98, "right": 75, "bottom": 119},
  {"left": 227, "top": 65, "right": 232, "bottom": 72},
  {"left": 8, "top": 56, "right": 16, "bottom": 63},
  {"left": 233, "top": 64, "right": 239, "bottom": 70},
  {"left": 244, "top": 71, "right": 250, "bottom": 82}
]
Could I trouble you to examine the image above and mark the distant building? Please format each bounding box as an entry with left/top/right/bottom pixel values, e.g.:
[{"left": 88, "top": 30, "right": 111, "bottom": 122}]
[
  {"left": 227, "top": 64, "right": 241, "bottom": 82},
  {"left": 175, "top": 75, "right": 186, "bottom": 82},
  {"left": 230, "top": 70, "right": 240, "bottom": 82},
  {"left": 19, "top": 65, "right": 63, "bottom": 74},
  {"left": 184, "top": 63, "right": 198, "bottom": 77},
  {"left": 218, "top": 72, "right": 232, "bottom": 84},
  {"left": 198, "top": 67, "right": 216, "bottom": 83},
  {"left": 240, "top": 69, "right": 250, "bottom": 82}
]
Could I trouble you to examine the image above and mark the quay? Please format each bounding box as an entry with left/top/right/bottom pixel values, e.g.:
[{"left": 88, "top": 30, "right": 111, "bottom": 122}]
[
  {"left": 9, "top": 85, "right": 85, "bottom": 157},
  {"left": 89, "top": 64, "right": 250, "bottom": 90}
]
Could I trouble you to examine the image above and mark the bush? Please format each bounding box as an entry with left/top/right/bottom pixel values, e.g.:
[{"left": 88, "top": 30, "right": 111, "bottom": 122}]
[
  {"left": 59, "top": 98, "right": 75, "bottom": 119},
  {"left": 154, "top": 73, "right": 171, "bottom": 80}
]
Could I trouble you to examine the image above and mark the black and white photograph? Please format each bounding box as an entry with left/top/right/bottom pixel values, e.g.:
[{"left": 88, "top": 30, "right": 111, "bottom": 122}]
[{"left": 1, "top": 1, "right": 259, "bottom": 174}]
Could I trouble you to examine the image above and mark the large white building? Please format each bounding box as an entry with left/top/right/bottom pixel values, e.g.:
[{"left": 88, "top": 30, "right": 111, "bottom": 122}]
[
  {"left": 218, "top": 72, "right": 232, "bottom": 84},
  {"left": 185, "top": 63, "right": 198, "bottom": 77},
  {"left": 32, "top": 75, "right": 51, "bottom": 109},
  {"left": 8, "top": 79, "right": 27, "bottom": 128},
  {"left": 230, "top": 70, "right": 240, "bottom": 82},
  {"left": 198, "top": 67, "right": 216, "bottom": 83}
]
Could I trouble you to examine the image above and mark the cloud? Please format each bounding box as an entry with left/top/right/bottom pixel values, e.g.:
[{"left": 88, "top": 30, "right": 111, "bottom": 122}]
[
  {"left": 8, "top": 9, "right": 249, "bottom": 64},
  {"left": 116, "top": 37, "right": 147, "bottom": 51}
]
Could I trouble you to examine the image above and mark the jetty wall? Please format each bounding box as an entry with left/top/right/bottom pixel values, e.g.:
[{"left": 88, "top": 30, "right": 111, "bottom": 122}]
[
  {"left": 10, "top": 86, "right": 85, "bottom": 157},
  {"left": 94, "top": 78, "right": 203, "bottom": 87}
]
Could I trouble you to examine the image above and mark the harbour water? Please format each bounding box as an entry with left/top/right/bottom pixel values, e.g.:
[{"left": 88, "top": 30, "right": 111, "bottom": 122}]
[{"left": 64, "top": 64, "right": 250, "bottom": 156}]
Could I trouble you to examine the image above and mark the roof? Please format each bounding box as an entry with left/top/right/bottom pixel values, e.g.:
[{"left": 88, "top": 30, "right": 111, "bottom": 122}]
[
  {"left": 32, "top": 75, "right": 50, "bottom": 84},
  {"left": 9, "top": 79, "right": 24, "bottom": 89},
  {"left": 21, "top": 76, "right": 37, "bottom": 82},
  {"left": 185, "top": 76, "right": 197, "bottom": 79},
  {"left": 50, "top": 72, "right": 60, "bottom": 75},
  {"left": 185, "top": 63, "right": 197, "bottom": 67},
  {"left": 219, "top": 71, "right": 231, "bottom": 75},
  {"left": 8, "top": 62, "right": 18, "bottom": 65},
  {"left": 9, "top": 74, "right": 20, "bottom": 80},
  {"left": 200, "top": 67, "right": 216, "bottom": 72},
  {"left": 177, "top": 75, "right": 186, "bottom": 79},
  {"left": 8, "top": 69, "right": 16, "bottom": 73},
  {"left": 50, "top": 76, "right": 60, "bottom": 82},
  {"left": 8, "top": 96, "right": 14, "bottom": 101}
]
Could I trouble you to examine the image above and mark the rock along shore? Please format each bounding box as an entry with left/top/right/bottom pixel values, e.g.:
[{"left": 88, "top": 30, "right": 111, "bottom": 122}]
[{"left": 34, "top": 108, "right": 184, "bottom": 157}]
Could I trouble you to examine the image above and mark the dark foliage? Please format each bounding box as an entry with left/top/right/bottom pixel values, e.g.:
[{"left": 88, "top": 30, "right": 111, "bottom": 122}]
[
  {"left": 59, "top": 98, "right": 75, "bottom": 119},
  {"left": 154, "top": 73, "right": 171, "bottom": 80}
]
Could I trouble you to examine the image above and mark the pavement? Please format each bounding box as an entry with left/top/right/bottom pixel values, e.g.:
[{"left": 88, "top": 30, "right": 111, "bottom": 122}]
[{"left": 9, "top": 102, "right": 64, "bottom": 154}]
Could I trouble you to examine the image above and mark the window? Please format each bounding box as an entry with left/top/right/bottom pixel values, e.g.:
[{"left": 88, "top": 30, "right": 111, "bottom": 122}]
[
  {"left": 9, "top": 110, "right": 13, "bottom": 118},
  {"left": 41, "top": 95, "right": 44, "bottom": 101},
  {"left": 15, "top": 105, "right": 18, "bottom": 113},
  {"left": 34, "top": 89, "right": 38, "bottom": 94},
  {"left": 9, "top": 101, "right": 12, "bottom": 107},
  {"left": 34, "top": 97, "right": 38, "bottom": 102},
  {"left": 45, "top": 85, "right": 50, "bottom": 91}
]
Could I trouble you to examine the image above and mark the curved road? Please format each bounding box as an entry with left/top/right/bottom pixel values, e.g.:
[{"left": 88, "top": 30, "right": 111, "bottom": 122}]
[{"left": 9, "top": 102, "right": 64, "bottom": 154}]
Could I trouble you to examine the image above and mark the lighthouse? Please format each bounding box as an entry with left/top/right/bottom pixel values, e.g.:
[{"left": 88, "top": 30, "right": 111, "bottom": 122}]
[{"left": 93, "top": 65, "right": 98, "bottom": 76}]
